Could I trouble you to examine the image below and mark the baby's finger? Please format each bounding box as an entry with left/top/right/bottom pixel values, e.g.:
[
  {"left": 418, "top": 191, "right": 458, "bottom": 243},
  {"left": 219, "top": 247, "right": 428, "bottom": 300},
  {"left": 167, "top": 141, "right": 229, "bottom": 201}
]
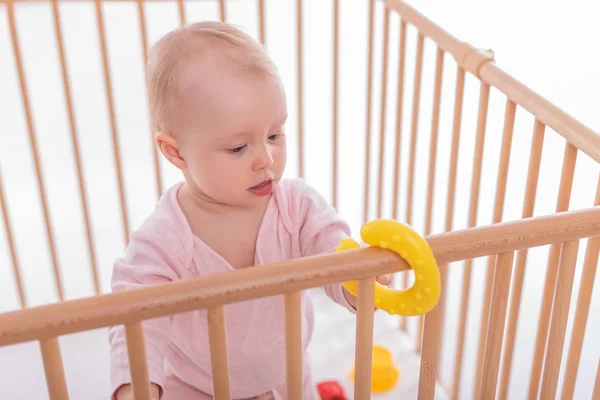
[{"left": 376, "top": 274, "right": 391, "bottom": 286}]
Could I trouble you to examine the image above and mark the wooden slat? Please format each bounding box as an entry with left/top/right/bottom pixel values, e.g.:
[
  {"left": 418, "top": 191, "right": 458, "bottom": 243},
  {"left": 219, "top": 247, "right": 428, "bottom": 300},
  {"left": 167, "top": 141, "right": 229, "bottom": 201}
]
[
  {"left": 444, "top": 66, "right": 465, "bottom": 238},
  {"left": 593, "top": 360, "right": 600, "bottom": 400},
  {"left": 405, "top": 32, "right": 424, "bottom": 227},
  {"left": 177, "top": 0, "right": 185, "bottom": 25},
  {"left": 376, "top": 7, "right": 390, "bottom": 219},
  {"left": 363, "top": 0, "right": 375, "bottom": 223},
  {"left": 332, "top": 0, "right": 339, "bottom": 209},
  {"left": 499, "top": 119, "right": 545, "bottom": 399},
  {"left": 285, "top": 292, "right": 303, "bottom": 400},
  {"left": 528, "top": 143, "right": 578, "bottom": 399},
  {"left": 353, "top": 277, "right": 376, "bottom": 400},
  {"left": 94, "top": 0, "right": 131, "bottom": 245},
  {"left": 296, "top": 0, "right": 304, "bottom": 178},
  {"left": 136, "top": 0, "right": 163, "bottom": 200},
  {"left": 419, "top": 45, "right": 445, "bottom": 352},
  {"left": 452, "top": 83, "right": 492, "bottom": 399},
  {"left": 391, "top": 19, "right": 407, "bottom": 302},
  {"left": 435, "top": 65, "right": 465, "bottom": 358},
  {"left": 561, "top": 176, "right": 600, "bottom": 399},
  {"left": 479, "top": 252, "right": 515, "bottom": 399},
  {"left": 423, "top": 47, "right": 444, "bottom": 242},
  {"left": 0, "top": 168, "right": 25, "bottom": 307},
  {"left": 257, "top": 0, "right": 265, "bottom": 45},
  {"left": 418, "top": 263, "right": 448, "bottom": 399},
  {"left": 472, "top": 98, "right": 516, "bottom": 398},
  {"left": 444, "top": 65, "right": 467, "bottom": 400},
  {"left": 7, "top": 0, "right": 64, "bottom": 301},
  {"left": 207, "top": 306, "right": 231, "bottom": 399},
  {"left": 218, "top": 0, "right": 225, "bottom": 22},
  {"left": 39, "top": 338, "right": 69, "bottom": 399},
  {"left": 391, "top": 20, "right": 407, "bottom": 221},
  {"left": 540, "top": 240, "right": 580, "bottom": 398},
  {"left": 124, "top": 322, "right": 152, "bottom": 400},
  {"left": 51, "top": 0, "right": 100, "bottom": 295},
  {"left": 403, "top": 30, "right": 424, "bottom": 333}
]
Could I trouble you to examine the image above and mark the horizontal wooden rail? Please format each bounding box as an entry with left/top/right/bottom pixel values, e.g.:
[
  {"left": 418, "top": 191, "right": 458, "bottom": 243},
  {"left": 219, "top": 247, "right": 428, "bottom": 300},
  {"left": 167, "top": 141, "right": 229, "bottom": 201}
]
[
  {"left": 384, "top": 0, "right": 600, "bottom": 164},
  {"left": 0, "top": 206, "right": 599, "bottom": 347}
]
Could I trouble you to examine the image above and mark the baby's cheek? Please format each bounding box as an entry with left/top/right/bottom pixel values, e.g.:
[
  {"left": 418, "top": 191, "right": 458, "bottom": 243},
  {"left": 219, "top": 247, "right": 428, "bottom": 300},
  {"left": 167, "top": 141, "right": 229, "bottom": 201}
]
[
  {"left": 273, "top": 146, "right": 287, "bottom": 173},
  {"left": 213, "top": 163, "right": 247, "bottom": 188},
  {"left": 186, "top": 149, "right": 210, "bottom": 172}
]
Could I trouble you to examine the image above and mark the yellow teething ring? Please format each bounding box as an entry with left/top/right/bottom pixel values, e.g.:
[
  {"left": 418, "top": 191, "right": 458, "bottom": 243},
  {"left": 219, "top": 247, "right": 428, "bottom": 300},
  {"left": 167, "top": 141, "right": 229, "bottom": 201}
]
[{"left": 336, "top": 219, "right": 441, "bottom": 316}]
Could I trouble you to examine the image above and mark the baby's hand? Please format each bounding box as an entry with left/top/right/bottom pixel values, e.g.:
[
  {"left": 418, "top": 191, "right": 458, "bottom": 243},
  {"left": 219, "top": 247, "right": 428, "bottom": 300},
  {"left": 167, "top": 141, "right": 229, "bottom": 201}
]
[
  {"left": 115, "top": 383, "right": 160, "bottom": 400},
  {"left": 342, "top": 273, "right": 392, "bottom": 310}
]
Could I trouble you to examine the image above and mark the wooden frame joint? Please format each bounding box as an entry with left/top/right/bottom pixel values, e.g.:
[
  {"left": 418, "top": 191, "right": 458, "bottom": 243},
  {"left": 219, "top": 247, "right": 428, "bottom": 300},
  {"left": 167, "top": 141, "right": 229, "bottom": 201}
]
[{"left": 454, "top": 41, "right": 495, "bottom": 78}]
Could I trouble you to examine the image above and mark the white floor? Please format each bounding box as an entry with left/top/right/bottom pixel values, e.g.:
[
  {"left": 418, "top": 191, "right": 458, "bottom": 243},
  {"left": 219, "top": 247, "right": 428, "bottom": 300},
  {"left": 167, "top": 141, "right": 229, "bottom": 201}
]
[{"left": 0, "top": 0, "right": 599, "bottom": 399}]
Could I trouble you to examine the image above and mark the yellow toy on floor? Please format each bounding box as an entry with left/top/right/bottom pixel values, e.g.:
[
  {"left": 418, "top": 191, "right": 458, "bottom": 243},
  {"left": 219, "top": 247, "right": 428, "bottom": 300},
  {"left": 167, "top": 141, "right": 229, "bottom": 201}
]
[{"left": 350, "top": 345, "right": 400, "bottom": 393}]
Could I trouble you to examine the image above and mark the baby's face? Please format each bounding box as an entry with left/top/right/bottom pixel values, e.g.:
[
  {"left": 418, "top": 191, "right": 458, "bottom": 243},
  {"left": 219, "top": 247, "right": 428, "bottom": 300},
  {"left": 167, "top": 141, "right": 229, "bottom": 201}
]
[{"left": 174, "top": 57, "right": 287, "bottom": 208}]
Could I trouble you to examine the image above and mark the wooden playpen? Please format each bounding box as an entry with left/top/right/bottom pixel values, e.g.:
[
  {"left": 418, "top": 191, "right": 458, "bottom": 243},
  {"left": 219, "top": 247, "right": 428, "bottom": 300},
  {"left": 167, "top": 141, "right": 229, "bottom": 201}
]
[{"left": 0, "top": 0, "right": 599, "bottom": 399}]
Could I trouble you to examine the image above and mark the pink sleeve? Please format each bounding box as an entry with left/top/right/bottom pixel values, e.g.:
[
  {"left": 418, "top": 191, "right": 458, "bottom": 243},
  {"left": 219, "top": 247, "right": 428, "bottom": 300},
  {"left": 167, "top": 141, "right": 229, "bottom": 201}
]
[
  {"left": 108, "top": 217, "right": 189, "bottom": 399},
  {"left": 294, "top": 180, "right": 357, "bottom": 314}
]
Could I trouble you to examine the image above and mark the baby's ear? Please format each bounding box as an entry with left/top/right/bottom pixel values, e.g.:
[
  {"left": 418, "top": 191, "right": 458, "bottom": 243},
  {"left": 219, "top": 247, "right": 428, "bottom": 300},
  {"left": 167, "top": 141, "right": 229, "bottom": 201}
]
[{"left": 155, "top": 131, "right": 186, "bottom": 170}]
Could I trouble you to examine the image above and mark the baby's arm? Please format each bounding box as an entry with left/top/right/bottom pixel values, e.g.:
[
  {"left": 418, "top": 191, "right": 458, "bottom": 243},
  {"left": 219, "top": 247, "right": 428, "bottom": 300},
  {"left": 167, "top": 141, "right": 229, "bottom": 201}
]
[
  {"left": 109, "top": 220, "right": 187, "bottom": 400},
  {"left": 295, "top": 181, "right": 359, "bottom": 313}
]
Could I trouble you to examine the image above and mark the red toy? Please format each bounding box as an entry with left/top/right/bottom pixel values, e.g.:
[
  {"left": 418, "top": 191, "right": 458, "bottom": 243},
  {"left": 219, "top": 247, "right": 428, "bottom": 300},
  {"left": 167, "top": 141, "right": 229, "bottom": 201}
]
[{"left": 316, "top": 380, "right": 348, "bottom": 400}]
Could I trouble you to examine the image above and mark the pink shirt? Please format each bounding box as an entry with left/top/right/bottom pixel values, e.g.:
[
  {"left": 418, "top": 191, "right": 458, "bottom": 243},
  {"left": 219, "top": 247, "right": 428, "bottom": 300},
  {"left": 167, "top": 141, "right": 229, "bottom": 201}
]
[{"left": 108, "top": 178, "right": 356, "bottom": 399}]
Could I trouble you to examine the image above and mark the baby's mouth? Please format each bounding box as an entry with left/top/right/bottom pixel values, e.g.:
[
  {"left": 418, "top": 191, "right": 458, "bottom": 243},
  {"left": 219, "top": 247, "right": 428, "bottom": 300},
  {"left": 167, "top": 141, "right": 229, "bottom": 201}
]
[{"left": 248, "top": 180, "right": 273, "bottom": 196}]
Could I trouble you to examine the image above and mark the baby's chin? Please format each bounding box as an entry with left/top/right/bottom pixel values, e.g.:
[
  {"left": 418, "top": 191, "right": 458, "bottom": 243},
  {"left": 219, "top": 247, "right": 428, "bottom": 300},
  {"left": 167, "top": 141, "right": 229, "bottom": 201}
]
[{"left": 205, "top": 188, "right": 273, "bottom": 208}]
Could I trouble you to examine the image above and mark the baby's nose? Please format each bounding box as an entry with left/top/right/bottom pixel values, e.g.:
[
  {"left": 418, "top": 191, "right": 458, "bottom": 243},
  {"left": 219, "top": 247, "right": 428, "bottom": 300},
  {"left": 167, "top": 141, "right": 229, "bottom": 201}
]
[{"left": 254, "top": 148, "right": 274, "bottom": 169}]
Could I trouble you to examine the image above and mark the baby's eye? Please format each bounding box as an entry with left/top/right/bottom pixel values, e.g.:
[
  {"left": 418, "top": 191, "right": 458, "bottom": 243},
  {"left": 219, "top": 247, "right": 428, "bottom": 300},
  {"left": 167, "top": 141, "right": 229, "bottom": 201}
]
[
  {"left": 228, "top": 145, "right": 246, "bottom": 153},
  {"left": 268, "top": 134, "right": 279, "bottom": 141}
]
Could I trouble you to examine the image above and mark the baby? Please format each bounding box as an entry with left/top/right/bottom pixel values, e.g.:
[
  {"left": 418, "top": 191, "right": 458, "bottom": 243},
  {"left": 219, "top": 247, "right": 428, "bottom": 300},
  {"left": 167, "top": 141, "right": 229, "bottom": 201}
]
[{"left": 109, "top": 21, "right": 390, "bottom": 400}]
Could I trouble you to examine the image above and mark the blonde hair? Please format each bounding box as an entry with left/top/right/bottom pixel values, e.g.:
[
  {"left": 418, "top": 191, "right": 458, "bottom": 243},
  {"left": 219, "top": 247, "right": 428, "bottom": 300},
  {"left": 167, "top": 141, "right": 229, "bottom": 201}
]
[{"left": 146, "top": 21, "right": 280, "bottom": 133}]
